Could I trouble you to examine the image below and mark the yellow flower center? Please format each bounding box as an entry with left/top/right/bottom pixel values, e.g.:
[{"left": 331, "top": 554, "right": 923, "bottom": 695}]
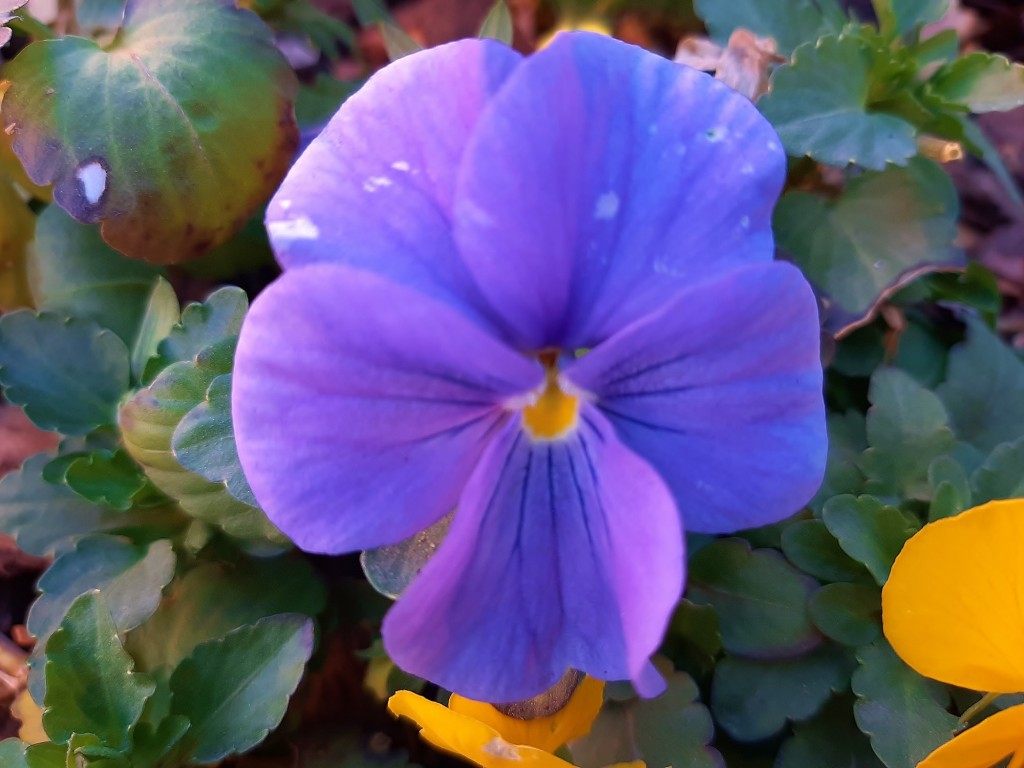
[{"left": 522, "top": 353, "right": 579, "bottom": 441}]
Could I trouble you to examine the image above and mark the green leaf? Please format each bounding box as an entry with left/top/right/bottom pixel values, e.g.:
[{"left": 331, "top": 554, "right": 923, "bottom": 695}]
[
  {"left": 478, "top": 0, "right": 512, "bottom": 44},
  {"left": 937, "top": 317, "right": 1024, "bottom": 453},
  {"left": 781, "top": 519, "right": 872, "bottom": 584},
  {"left": 2, "top": 0, "right": 298, "bottom": 263},
  {"left": 852, "top": 639, "right": 957, "bottom": 768},
  {"left": 77, "top": 0, "right": 129, "bottom": 34},
  {"left": 687, "top": 539, "right": 821, "bottom": 659},
  {"left": 568, "top": 667, "right": 723, "bottom": 768},
  {"left": 63, "top": 449, "right": 150, "bottom": 510},
  {"left": 378, "top": 20, "right": 422, "bottom": 61},
  {"left": 27, "top": 535, "right": 175, "bottom": 653},
  {"left": 121, "top": 337, "right": 285, "bottom": 544},
  {"left": 0, "top": 312, "right": 130, "bottom": 435},
  {"left": 926, "top": 454, "right": 970, "bottom": 521},
  {"left": 710, "top": 645, "right": 853, "bottom": 742},
  {"left": 169, "top": 614, "right": 314, "bottom": 764},
  {"left": 760, "top": 34, "right": 918, "bottom": 169},
  {"left": 873, "top": 0, "right": 949, "bottom": 37},
  {"left": 777, "top": 698, "right": 885, "bottom": 768},
  {"left": 129, "top": 279, "right": 180, "bottom": 383},
  {"left": 775, "top": 158, "right": 960, "bottom": 323},
  {"left": 928, "top": 52, "right": 1024, "bottom": 112},
  {"left": 360, "top": 512, "right": 451, "bottom": 599},
  {"left": 66, "top": 733, "right": 131, "bottom": 768},
  {"left": 808, "top": 583, "right": 881, "bottom": 646},
  {"left": 860, "top": 367, "right": 956, "bottom": 500},
  {"left": 810, "top": 411, "right": 867, "bottom": 511},
  {"left": 0, "top": 454, "right": 137, "bottom": 557},
  {"left": 24, "top": 743, "right": 66, "bottom": 768},
  {"left": 130, "top": 715, "right": 190, "bottom": 768},
  {"left": 171, "top": 374, "right": 256, "bottom": 507},
  {"left": 970, "top": 438, "right": 1024, "bottom": 504},
  {"left": 142, "top": 286, "right": 247, "bottom": 382},
  {"left": 43, "top": 592, "right": 155, "bottom": 750},
  {"left": 28, "top": 205, "right": 163, "bottom": 349},
  {"left": 664, "top": 600, "right": 723, "bottom": 684},
  {"left": 693, "top": 0, "right": 844, "bottom": 56},
  {"left": 0, "top": 739, "right": 30, "bottom": 768},
  {"left": 126, "top": 557, "right": 325, "bottom": 673},
  {"left": 821, "top": 495, "right": 919, "bottom": 585}
]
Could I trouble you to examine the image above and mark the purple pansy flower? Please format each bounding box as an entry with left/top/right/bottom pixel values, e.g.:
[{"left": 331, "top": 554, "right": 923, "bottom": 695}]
[{"left": 233, "top": 32, "right": 827, "bottom": 702}]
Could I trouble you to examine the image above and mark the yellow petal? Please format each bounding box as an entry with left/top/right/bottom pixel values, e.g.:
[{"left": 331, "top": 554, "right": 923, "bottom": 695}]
[
  {"left": 919, "top": 703, "right": 1024, "bottom": 768},
  {"left": 449, "top": 677, "right": 605, "bottom": 753},
  {"left": 12, "top": 689, "right": 46, "bottom": 745},
  {"left": 882, "top": 499, "right": 1024, "bottom": 692},
  {"left": 388, "top": 690, "right": 575, "bottom": 768}
]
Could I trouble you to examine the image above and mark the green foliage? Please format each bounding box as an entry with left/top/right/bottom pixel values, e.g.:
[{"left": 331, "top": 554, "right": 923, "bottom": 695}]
[
  {"left": 860, "top": 367, "right": 956, "bottom": 500},
  {"left": 169, "top": 615, "right": 314, "bottom": 763},
  {"left": 687, "top": 539, "right": 821, "bottom": 659},
  {"left": 2, "top": 0, "right": 298, "bottom": 263},
  {"left": 0, "top": 739, "right": 30, "bottom": 768},
  {"left": 28, "top": 205, "right": 165, "bottom": 350},
  {"left": 361, "top": 513, "right": 452, "bottom": 599},
  {"left": 0, "top": 312, "right": 130, "bottom": 435},
  {"left": 971, "top": 438, "right": 1024, "bottom": 503},
  {"left": 781, "top": 519, "right": 872, "bottom": 583},
  {"left": 27, "top": 535, "right": 175, "bottom": 652},
  {"left": 776, "top": 699, "right": 884, "bottom": 768},
  {"left": 479, "top": 1, "right": 513, "bottom": 44},
  {"left": 927, "top": 52, "right": 1024, "bottom": 112},
  {"left": 775, "top": 158, "right": 960, "bottom": 324},
  {"left": 121, "top": 337, "right": 285, "bottom": 545},
  {"left": 43, "top": 592, "right": 155, "bottom": 751},
  {"left": 692, "top": 0, "right": 845, "bottom": 56},
  {"left": 569, "top": 668, "right": 723, "bottom": 768},
  {"left": 872, "top": 0, "right": 949, "bottom": 37},
  {"left": 852, "top": 640, "right": 958, "bottom": 768},
  {"left": 711, "top": 645, "right": 852, "bottom": 741},
  {"left": 760, "top": 35, "right": 918, "bottom": 170},
  {"left": 821, "top": 495, "right": 919, "bottom": 585},
  {"left": 808, "top": 584, "right": 881, "bottom": 646},
  {"left": 60, "top": 448, "right": 152, "bottom": 511}
]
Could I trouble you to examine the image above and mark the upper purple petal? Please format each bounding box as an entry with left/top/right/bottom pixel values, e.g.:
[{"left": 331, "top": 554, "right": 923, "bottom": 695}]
[
  {"left": 452, "top": 31, "right": 786, "bottom": 350},
  {"left": 565, "top": 262, "right": 826, "bottom": 533},
  {"left": 232, "top": 263, "right": 543, "bottom": 553},
  {"left": 265, "top": 39, "right": 522, "bottom": 321},
  {"left": 382, "top": 405, "right": 684, "bottom": 701}
]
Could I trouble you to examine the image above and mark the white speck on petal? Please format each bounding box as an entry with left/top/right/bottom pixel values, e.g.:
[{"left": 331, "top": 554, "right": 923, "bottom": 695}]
[
  {"left": 391, "top": 160, "right": 411, "bottom": 172},
  {"left": 483, "top": 738, "right": 521, "bottom": 760},
  {"left": 649, "top": 123, "right": 659, "bottom": 135},
  {"left": 741, "top": 163, "right": 755, "bottom": 175},
  {"left": 767, "top": 140, "right": 780, "bottom": 151},
  {"left": 594, "top": 191, "right": 619, "bottom": 221},
  {"left": 740, "top": 215, "right": 751, "bottom": 229},
  {"left": 279, "top": 199, "right": 292, "bottom": 210},
  {"left": 363, "top": 176, "right": 393, "bottom": 192},
  {"left": 268, "top": 216, "right": 319, "bottom": 241},
  {"left": 76, "top": 161, "right": 106, "bottom": 205},
  {"left": 675, "top": 143, "right": 687, "bottom": 156}
]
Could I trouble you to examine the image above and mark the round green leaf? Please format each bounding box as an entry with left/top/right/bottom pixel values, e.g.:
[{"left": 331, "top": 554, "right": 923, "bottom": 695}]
[
  {"left": 808, "top": 583, "right": 881, "bottom": 646},
  {"left": 2, "top": 0, "right": 298, "bottom": 263},
  {"left": 687, "top": 539, "right": 821, "bottom": 659}
]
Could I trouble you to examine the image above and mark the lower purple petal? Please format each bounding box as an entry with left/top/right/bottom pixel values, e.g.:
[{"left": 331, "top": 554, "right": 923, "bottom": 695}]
[
  {"left": 232, "top": 264, "right": 543, "bottom": 553},
  {"left": 382, "top": 406, "right": 684, "bottom": 701},
  {"left": 565, "top": 262, "right": 826, "bottom": 533}
]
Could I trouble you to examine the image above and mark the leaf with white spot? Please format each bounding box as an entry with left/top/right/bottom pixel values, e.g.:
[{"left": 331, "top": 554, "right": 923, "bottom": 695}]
[{"left": 2, "top": 0, "right": 298, "bottom": 263}]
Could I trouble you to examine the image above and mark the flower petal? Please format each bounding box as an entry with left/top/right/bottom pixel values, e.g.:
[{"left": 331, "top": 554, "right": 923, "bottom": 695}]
[
  {"left": 448, "top": 676, "right": 604, "bottom": 753},
  {"left": 565, "top": 262, "right": 825, "bottom": 533},
  {"left": 453, "top": 31, "right": 785, "bottom": 350},
  {"left": 388, "top": 691, "right": 575, "bottom": 768},
  {"left": 232, "top": 264, "right": 543, "bottom": 553},
  {"left": 382, "top": 406, "right": 684, "bottom": 701},
  {"left": 918, "top": 704, "right": 1024, "bottom": 768},
  {"left": 882, "top": 499, "right": 1024, "bottom": 693},
  {"left": 266, "top": 39, "right": 521, "bottom": 317}
]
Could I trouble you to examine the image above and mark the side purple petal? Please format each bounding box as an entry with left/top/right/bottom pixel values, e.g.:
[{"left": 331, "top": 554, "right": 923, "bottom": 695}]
[
  {"left": 565, "top": 262, "right": 826, "bottom": 534},
  {"left": 232, "top": 264, "right": 543, "bottom": 553},
  {"left": 382, "top": 406, "right": 684, "bottom": 701},
  {"left": 452, "top": 31, "right": 785, "bottom": 350},
  {"left": 266, "top": 39, "right": 521, "bottom": 320}
]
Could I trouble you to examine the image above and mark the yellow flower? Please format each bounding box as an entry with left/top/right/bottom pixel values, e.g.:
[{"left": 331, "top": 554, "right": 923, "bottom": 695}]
[
  {"left": 882, "top": 499, "right": 1024, "bottom": 768},
  {"left": 388, "top": 677, "right": 641, "bottom": 768}
]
